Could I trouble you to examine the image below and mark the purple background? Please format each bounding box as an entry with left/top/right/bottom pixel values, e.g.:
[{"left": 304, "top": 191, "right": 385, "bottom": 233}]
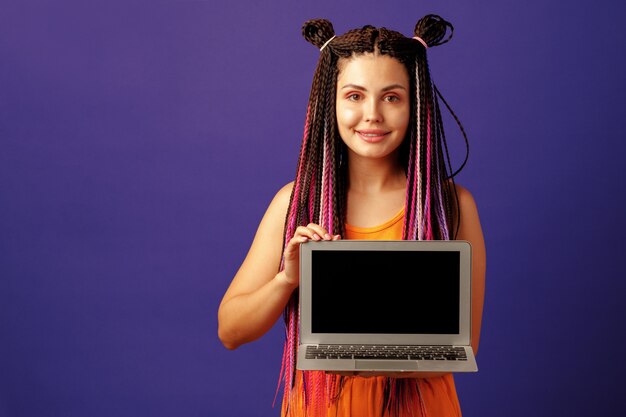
[{"left": 1, "top": 1, "right": 625, "bottom": 416}]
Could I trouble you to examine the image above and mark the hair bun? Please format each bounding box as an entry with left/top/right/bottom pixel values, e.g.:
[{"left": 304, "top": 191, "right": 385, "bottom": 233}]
[
  {"left": 302, "top": 19, "right": 335, "bottom": 49},
  {"left": 413, "top": 14, "right": 454, "bottom": 47}
]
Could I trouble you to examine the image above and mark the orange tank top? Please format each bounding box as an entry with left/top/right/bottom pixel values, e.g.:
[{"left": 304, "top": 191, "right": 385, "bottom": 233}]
[{"left": 344, "top": 207, "right": 406, "bottom": 240}]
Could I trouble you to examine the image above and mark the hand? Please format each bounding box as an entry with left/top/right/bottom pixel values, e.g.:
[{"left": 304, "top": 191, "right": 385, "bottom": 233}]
[{"left": 282, "top": 223, "right": 341, "bottom": 287}]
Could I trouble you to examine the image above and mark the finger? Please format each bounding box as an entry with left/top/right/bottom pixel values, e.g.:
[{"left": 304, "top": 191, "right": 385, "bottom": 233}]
[
  {"left": 294, "top": 225, "right": 319, "bottom": 240},
  {"left": 305, "top": 223, "right": 332, "bottom": 240}
]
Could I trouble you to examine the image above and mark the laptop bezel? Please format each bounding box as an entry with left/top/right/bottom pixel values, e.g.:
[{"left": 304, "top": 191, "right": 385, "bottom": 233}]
[{"left": 299, "top": 240, "right": 472, "bottom": 346}]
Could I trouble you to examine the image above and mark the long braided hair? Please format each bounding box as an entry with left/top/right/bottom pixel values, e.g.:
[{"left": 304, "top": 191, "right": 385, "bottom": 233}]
[{"left": 278, "top": 14, "right": 469, "bottom": 416}]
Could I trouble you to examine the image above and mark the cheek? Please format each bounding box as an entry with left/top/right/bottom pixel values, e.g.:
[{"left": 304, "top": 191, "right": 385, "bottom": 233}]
[
  {"left": 392, "top": 107, "right": 410, "bottom": 132},
  {"left": 336, "top": 104, "right": 359, "bottom": 129}
]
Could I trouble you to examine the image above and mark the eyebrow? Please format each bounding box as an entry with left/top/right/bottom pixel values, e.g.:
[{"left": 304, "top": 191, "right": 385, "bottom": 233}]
[{"left": 340, "top": 83, "right": 407, "bottom": 92}]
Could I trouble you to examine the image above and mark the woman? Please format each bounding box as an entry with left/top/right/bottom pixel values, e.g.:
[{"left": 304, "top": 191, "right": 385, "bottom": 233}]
[{"left": 218, "top": 14, "right": 486, "bottom": 417}]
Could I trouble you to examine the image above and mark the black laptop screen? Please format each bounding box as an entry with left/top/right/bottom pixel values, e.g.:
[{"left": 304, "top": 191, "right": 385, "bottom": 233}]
[{"left": 311, "top": 250, "right": 460, "bottom": 334}]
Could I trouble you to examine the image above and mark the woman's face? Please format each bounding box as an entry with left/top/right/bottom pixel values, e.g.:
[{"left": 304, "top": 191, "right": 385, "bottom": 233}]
[{"left": 335, "top": 53, "right": 410, "bottom": 162}]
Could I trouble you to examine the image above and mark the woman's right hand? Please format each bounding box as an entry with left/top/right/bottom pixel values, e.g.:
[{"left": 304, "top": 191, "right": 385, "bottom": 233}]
[{"left": 282, "top": 223, "right": 341, "bottom": 287}]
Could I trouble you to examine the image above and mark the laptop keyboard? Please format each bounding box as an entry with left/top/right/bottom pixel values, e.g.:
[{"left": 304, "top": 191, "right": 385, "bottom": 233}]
[{"left": 305, "top": 345, "right": 467, "bottom": 361}]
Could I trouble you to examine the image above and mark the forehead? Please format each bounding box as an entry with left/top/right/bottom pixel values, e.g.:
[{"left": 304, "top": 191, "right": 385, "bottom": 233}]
[{"left": 337, "top": 53, "right": 409, "bottom": 88}]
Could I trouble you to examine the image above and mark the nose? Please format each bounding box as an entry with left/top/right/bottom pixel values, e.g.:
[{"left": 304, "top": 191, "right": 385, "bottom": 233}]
[{"left": 363, "top": 98, "right": 382, "bottom": 123}]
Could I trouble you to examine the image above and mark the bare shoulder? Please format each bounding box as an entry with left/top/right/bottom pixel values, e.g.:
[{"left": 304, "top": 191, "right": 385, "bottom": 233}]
[
  {"left": 265, "top": 181, "right": 294, "bottom": 223},
  {"left": 450, "top": 182, "right": 484, "bottom": 243},
  {"left": 273, "top": 181, "right": 294, "bottom": 209},
  {"left": 454, "top": 182, "right": 478, "bottom": 211},
  {"left": 250, "top": 181, "right": 295, "bottom": 246}
]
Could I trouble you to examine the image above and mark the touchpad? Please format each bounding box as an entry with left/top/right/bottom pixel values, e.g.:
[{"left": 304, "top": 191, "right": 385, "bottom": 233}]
[{"left": 355, "top": 360, "right": 419, "bottom": 371}]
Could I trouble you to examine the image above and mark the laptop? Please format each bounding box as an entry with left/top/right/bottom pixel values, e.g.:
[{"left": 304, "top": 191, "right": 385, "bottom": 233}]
[{"left": 296, "top": 239, "right": 477, "bottom": 374}]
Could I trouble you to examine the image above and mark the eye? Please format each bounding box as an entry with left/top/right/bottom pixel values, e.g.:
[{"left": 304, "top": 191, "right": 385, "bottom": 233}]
[
  {"left": 384, "top": 95, "right": 400, "bottom": 103},
  {"left": 347, "top": 93, "right": 361, "bottom": 101}
]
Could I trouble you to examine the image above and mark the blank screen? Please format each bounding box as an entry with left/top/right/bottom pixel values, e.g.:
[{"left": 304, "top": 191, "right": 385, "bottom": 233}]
[{"left": 311, "top": 250, "right": 460, "bottom": 334}]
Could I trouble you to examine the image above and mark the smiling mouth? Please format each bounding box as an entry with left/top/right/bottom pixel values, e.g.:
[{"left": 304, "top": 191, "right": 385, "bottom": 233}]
[{"left": 356, "top": 130, "right": 389, "bottom": 143}]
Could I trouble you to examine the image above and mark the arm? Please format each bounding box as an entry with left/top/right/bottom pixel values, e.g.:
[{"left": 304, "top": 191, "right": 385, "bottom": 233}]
[
  {"left": 217, "top": 183, "right": 338, "bottom": 350},
  {"left": 454, "top": 184, "right": 486, "bottom": 356},
  {"left": 217, "top": 183, "right": 296, "bottom": 350}
]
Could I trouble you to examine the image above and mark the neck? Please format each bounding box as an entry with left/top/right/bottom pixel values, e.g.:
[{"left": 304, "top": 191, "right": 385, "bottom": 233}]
[{"left": 346, "top": 153, "right": 406, "bottom": 194}]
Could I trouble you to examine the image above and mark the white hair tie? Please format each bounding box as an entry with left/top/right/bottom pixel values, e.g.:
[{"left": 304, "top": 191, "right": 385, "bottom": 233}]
[{"left": 320, "top": 35, "right": 336, "bottom": 52}]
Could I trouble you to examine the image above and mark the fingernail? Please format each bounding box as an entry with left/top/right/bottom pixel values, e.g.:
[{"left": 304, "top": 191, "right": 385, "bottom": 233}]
[
  {"left": 300, "top": 237, "right": 308, "bottom": 242},
  {"left": 324, "top": 234, "right": 331, "bottom": 240},
  {"left": 333, "top": 235, "right": 341, "bottom": 240},
  {"left": 312, "top": 233, "right": 321, "bottom": 240}
]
